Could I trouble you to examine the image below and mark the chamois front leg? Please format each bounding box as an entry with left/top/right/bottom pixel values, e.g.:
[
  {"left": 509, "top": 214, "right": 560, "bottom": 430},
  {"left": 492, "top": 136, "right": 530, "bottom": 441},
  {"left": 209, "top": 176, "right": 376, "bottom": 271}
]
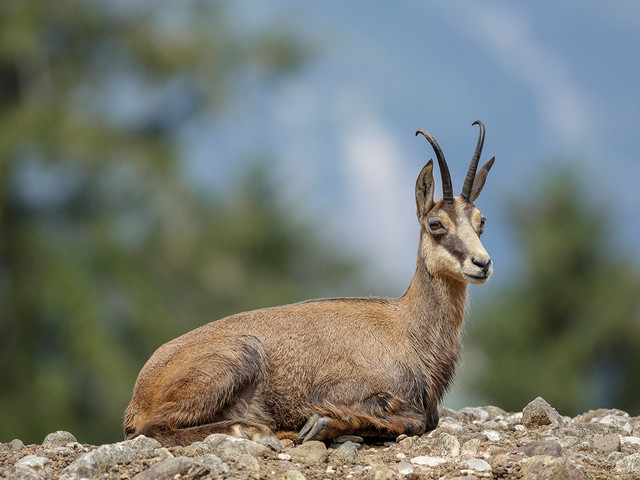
[{"left": 298, "top": 393, "right": 429, "bottom": 442}]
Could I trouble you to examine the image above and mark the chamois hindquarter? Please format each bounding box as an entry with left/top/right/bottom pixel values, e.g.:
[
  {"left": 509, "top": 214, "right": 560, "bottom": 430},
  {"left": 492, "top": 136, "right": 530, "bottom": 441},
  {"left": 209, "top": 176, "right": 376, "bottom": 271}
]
[{"left": 124, "top": 121, "right": 495, "bottom": 449}]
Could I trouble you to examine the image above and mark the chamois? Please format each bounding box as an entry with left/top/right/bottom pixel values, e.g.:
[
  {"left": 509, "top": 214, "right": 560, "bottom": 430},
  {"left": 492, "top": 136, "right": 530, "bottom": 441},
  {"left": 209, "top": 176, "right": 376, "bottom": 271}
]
[{"left": 124, "top": 121, "right": 495, "bottom": 450}]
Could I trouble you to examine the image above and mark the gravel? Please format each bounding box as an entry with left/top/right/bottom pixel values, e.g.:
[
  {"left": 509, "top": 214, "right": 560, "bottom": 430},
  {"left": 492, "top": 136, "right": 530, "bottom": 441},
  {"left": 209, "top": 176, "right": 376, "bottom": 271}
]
[{"left": 1, "top": 399, "right": 639, "bottom": 479}]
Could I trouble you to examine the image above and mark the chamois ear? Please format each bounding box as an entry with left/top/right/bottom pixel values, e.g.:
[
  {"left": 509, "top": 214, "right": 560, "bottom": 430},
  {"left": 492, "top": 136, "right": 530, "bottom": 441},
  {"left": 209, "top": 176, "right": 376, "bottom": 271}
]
[
  {"left": 470, "top": 157, "right": 495, "bottom": 202},
  {"left": 416, "top": 160, "right": 435, "bottom": 221}
]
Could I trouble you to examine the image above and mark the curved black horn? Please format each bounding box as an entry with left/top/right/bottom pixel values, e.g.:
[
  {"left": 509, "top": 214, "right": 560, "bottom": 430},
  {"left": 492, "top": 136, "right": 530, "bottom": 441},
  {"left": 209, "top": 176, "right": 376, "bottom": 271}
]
[
  {"left": 461, "top": 120, "right": 485, "bottom": 202},
  {"left": 415, "top": 129, "right": 454, "bottom": 203}
]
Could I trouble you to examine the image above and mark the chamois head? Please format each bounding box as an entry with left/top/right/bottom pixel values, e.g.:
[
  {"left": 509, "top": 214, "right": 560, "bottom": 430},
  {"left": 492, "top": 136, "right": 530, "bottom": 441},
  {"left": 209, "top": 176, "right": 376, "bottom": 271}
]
[{"left": 414, "top": 121, "right": 495, "bottom": 284}]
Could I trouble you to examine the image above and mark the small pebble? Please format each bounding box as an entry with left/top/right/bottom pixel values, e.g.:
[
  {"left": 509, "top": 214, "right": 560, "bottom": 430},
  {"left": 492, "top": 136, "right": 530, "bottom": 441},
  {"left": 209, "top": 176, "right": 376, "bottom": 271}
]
[
  {"left": 410, "top": 455, "right": 448, "bottom": 467},
  {"left": 396, "top": 461, "right": 414, "bottom": 475},
  {"left": 461, "top": 458, "right": 492, "bottom": 472}
]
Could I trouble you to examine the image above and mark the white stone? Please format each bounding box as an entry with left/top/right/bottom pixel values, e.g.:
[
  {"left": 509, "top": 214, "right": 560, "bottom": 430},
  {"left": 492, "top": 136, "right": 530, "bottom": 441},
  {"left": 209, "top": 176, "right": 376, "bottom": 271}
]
[
  {"left": 461, "top": 438, "right": 482, "bottom": 457},
  {"left": 515, "top": 424, "right": 526, "bottom": 432},
  {"left": 616, "top": 453, "right": 640, "bottom": 474},
  {"left": 396, "top": 452, "right": 406, "bottom": 459},
  {"left": 437, "top": 421, "right": 465, "bottom": 434},
  {"left": 438, "top": 433, "right": 460, "bottom": 457},
  {"left": 461, "top": 458, "right": 492, "bottom": 472},
  {"left": 599, "top": 415, "right": 633, "bottom": 435},
  {"left": 621, "top": 436, "right": 640, "bottom": 446},
  {"left": 122, "top": 435, "right": 162, "bottom": 452},
  {"left": 507, "top": 412, "right": 523, "bottom": 423},
  {"left": 484, "top": 431, "right": 501, "bottom": 442},
  {"left": 396, "top": 462, "right": 415, "bottom": 474},
  {"left": 16, "top": 455, "right": 50, "bottom": 468},
  {"left": 410, "top": 456, "right": 448, "bottom": 467},
  {"left": 42, "top": 431, "right": 77, "bottom": 448},
  {"left": 278, "top": 453, "right": 292, "bottom": 460}
]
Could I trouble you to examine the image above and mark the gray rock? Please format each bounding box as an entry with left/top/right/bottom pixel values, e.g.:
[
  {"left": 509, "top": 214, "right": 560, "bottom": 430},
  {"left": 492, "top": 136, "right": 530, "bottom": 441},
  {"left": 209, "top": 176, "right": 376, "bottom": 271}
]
[
  {"left": 519, "top": 455, "right": 583, "bottom": 480},
  {"left": 558, "top": 435, "right": 580, "bottom": 448},
  {"left": 179, "top": 441, "right": 210, "bottom": 457},
  {"left": 519, "top": 441, "right": 562, "bottom": 457},
  {"left": 599, "top": 415, "right": 633, "bottom": 435},
  {"left": 434, "top": 421, "right": 466, "bottom": 435},
  {"left": 153, "top": 447, "right": 174, "bottom": 460},
  {"left": 204, "top": 433, "right": 271, "bottom": 459},
  {"left": 460, "top": 407, "right": 491, "bottom": 422},
  {"left": 285, "top": 470, "right": 307, "bottom": 480},
  {"left": 522, "top": 397, "right": 564, "bottom": 428},
  {"left": 607, "top": 451, "right": 625, "bottom": 463},
  {"left": 334, "top": 435, "right": 363, "bottom": 444},
  {"left": 573, "top": 421, "right": 607, "bottom": 435},
  {"left": 437, "top": 432, "right": 460, "bottom": 457},
  {"left": 290, "top": 440, "right": 329, "bottom": 464},
  {"left": 482, "top": 405, "right": 508, "bottom": 419},
  {"left": 616, "top": 453, "right": 640, "bottom": 474},
  {"left": 235, "top": 453, "right": 260, "bottom": 478},
  {"left": 439, "top": 406, "right": 466, "bottom": 420},
  {"left": 461, "top": 438, "right": 483, "bottom": 457},
  {"left": 122, "top": 434, "right": 162, "bottom": 453},
  {"left": 370, "top": 465, "right": 394, "bottom": 479},
  {"left": 331, "top": 440, "right": 358, "bottom": 463},
  {"left": 60, "top": 443, "right": 137, "bottom": 480},
  {"left": 482, "top": 420, "right": 501, "bottom": 430},
  {"left": 364, "top": 453, "right": 385, "bottom": 466},
  {"left": 0, "top": 438, "right": 25, "bottom": 452},
  {"left": 592, "top": 434, "right": 621, "bottom": 454},
  {"left": 398, "top": 435, "right": 418, "bottom": 448},
  {"left": 198, "top": 453, "right": 230, "bottom": 475},
  {"left": 42, "top": 431, "right": 77, "bottom": 448},
  {"left": 13, "top": 465, "right": 44, "bottom": 480},
  {"left": 132, "top": 456, "right": 206, "bottom": 480},
  {"left": 16, "top": 455, "right": 50, "bottom": 468}
]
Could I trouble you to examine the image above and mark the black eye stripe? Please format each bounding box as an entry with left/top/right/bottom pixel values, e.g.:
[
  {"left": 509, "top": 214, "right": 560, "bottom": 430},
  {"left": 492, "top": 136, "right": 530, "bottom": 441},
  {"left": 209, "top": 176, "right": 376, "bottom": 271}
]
[{"left": 434, "top": 233, "right": 469, "bottom": 263}]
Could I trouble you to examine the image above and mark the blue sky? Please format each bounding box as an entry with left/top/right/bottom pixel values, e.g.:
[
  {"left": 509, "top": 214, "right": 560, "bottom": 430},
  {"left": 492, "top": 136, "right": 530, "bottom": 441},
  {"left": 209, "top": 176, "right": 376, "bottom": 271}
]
[{"left": 182, "top": 0, "right": 640, "bottom": 296}]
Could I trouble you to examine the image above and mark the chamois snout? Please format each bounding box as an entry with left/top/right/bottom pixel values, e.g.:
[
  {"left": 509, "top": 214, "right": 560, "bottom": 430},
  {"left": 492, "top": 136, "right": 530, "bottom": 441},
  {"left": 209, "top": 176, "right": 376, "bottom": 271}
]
[{"left": 463, "top": 255, "right": 493, "bottom": 284}]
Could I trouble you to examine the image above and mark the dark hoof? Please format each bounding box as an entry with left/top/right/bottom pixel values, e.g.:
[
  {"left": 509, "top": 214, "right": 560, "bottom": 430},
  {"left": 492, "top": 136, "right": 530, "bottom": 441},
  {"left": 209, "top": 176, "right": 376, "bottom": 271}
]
[
  {"left": 256, "top": 435, "right": 284, "bottom": 452},
  {"left": 298, "top": 414, "right": 328, "bottom": 442}
]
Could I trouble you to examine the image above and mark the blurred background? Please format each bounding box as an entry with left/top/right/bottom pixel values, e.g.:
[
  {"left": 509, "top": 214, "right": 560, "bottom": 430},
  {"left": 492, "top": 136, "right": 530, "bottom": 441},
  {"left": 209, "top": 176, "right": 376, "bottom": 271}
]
[{"left": 1, "top": 0, "right": 639, "bottom": 445}]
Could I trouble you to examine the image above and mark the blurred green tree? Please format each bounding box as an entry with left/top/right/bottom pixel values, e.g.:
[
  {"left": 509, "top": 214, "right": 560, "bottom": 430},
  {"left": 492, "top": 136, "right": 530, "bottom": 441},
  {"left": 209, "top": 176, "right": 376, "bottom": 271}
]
[
  {"left": 469, "top": 170, "right": 640, "bottom": 416},
  {"left": 0, "top": 2, "right": 359, "bottom": 444}
]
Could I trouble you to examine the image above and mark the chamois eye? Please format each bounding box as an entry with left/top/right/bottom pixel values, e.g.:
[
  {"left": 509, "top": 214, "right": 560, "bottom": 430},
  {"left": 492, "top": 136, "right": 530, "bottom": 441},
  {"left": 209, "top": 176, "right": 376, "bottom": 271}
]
[
  {"left": 429, "top": 220, "right": 444, "bottom": 232},
  {"left": 478, "top": 217, "right": 486, "bottom": 234}
]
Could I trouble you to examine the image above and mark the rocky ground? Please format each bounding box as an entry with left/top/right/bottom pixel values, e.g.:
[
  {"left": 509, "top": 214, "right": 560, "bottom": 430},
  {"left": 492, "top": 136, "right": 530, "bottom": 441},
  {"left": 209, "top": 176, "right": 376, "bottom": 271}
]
[{"left": 1, "top": 397, "right": 639, "bottom": 479}]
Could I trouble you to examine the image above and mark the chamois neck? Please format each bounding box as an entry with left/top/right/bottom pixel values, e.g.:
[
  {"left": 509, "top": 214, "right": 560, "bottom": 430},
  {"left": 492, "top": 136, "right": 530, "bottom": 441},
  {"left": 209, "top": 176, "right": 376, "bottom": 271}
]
[{"left": 400, "top": 247, "right": 468, "bottom": 326}]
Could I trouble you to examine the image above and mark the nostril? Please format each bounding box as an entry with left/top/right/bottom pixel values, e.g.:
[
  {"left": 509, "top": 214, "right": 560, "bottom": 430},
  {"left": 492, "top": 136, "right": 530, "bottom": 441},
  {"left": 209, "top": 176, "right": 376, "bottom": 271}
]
[{"left": 472, "top": 257, "right": 492, "bottom": 271}]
